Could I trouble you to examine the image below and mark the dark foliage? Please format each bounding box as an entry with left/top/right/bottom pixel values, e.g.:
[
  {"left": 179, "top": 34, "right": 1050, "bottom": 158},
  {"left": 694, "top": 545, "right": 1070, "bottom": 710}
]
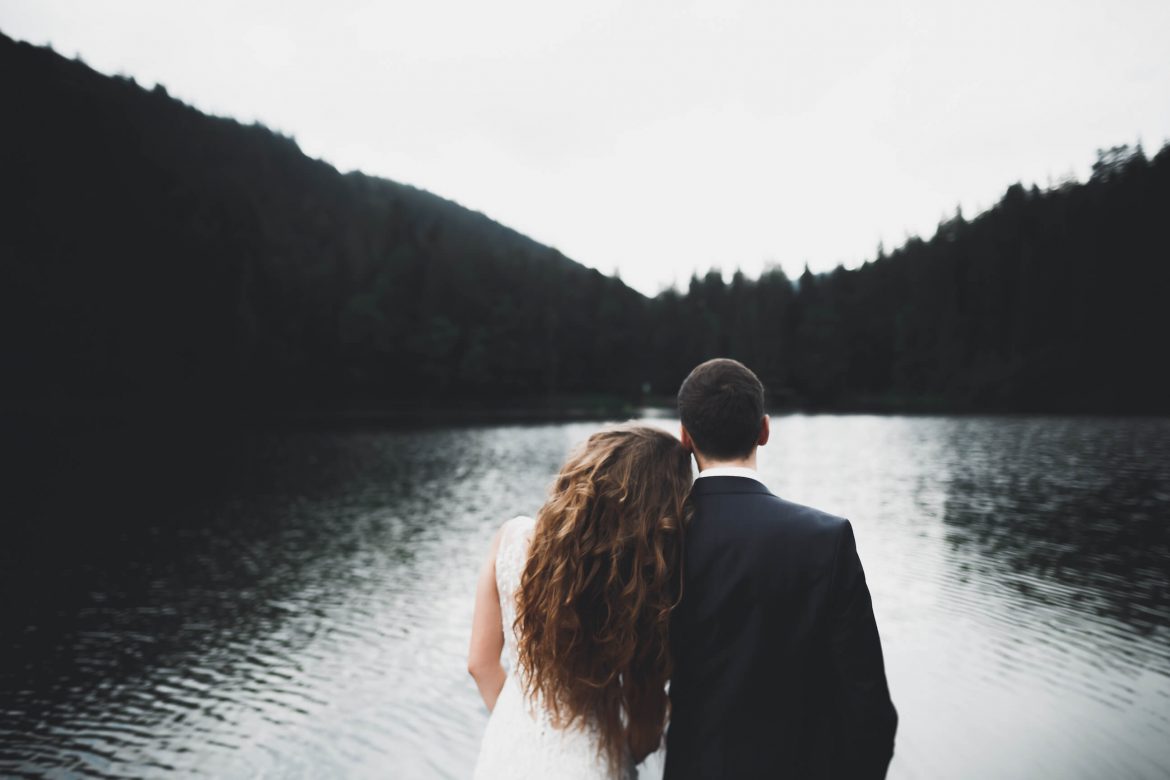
[
  {"left": 649, "top": 145, "right": 1170, "bottom": 413},
  {"left": 2, "top": 32, "right": 1167, "bottom": 418},
  {"left": 1, "top": 33, "right": 646, "bottom": 417}
]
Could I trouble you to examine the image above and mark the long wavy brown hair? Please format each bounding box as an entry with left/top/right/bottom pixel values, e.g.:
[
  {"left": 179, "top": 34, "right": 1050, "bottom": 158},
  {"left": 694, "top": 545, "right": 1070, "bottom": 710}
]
[{"left": 514, "top": 423, "right": 692, "bottom": 769}]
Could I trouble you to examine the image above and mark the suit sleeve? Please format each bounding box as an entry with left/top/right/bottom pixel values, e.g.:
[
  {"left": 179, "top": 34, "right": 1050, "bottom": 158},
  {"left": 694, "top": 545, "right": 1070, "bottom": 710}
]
[{"left": 828, "top": 519, "right": 898, "bottom": 779}]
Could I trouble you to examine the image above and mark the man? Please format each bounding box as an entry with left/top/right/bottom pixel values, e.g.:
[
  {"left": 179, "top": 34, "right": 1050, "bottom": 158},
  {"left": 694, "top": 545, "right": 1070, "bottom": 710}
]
[{"left": 665, "top": 358, "right": 897, "bottom": 779}]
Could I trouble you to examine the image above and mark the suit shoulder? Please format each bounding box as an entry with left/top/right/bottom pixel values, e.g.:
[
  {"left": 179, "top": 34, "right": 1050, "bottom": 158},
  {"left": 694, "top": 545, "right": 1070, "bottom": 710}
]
[
  {"left": 690, "top": 490, "right": 849, "bottom": 549},
  {"left": 756, "top": 495, "right": 851, "bottom": 547},
  {"left": 767, "top": 495, "right": 847, "bottom": 529}
]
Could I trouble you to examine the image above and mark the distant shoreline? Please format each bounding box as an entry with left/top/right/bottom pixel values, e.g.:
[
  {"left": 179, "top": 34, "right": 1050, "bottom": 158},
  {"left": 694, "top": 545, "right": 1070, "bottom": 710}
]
[
  {"left": 0, "top": 397, "right": 659, "bottom": 431},
  {"left": 3, "top": 397, "right": 1165, "bottom": 433}
]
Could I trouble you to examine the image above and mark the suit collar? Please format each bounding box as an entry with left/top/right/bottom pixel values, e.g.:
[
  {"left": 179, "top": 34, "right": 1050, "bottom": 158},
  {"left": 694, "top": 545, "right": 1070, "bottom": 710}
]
[
  {"left": 690, "top": 475, "right": 773, "bottom": 496},
  {"left": 695, "top": 465, "right": 765, "bottom": 484}
]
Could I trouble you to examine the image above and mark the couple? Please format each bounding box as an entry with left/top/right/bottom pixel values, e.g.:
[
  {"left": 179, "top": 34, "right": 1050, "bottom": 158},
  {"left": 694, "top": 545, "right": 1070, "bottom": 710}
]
[{"left": 469, "top": 359, "right": 898, "bottom": 778}]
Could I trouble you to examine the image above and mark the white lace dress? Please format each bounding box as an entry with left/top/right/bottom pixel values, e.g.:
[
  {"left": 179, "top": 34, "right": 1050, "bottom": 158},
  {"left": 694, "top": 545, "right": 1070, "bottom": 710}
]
[{"left": 473, "top": 515, "right": 635, "bottom": 780}]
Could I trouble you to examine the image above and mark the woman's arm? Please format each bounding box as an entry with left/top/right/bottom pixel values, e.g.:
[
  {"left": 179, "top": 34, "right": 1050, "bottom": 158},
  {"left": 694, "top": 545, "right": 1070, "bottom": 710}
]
[{"left": 468, "top": 525, "right": 507, "bottom": 711}]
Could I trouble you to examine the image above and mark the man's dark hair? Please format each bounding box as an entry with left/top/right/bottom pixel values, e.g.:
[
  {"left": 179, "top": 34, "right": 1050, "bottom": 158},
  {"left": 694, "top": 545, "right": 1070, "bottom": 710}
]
[{"left": 677, "top": 358, "right": 766, "bottom": 460}]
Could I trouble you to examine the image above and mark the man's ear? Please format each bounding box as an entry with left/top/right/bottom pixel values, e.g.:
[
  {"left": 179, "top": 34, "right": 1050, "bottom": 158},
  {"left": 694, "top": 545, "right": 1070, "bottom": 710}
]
[
  {"left": 757, "top": 415, "right": 770, "bottom": 447},
  {"left": 679, "top": 425, "right": 694, "bottom": 453}
]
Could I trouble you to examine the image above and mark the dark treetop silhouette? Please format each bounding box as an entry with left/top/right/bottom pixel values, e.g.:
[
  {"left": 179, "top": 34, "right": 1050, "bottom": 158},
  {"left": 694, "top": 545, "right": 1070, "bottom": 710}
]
[{"left": 2, "top": 31, "right": 1168, "bottom": 420}]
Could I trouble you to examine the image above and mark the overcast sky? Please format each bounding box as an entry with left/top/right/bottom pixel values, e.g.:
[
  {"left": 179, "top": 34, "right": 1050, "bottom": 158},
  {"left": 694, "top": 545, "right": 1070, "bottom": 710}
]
[{"left": 5, "top": 0, "right": 1169, "bottom": 294}]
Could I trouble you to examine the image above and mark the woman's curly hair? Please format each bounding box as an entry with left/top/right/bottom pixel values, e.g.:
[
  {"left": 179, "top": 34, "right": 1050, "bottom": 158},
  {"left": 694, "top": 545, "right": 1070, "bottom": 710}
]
[{"left": 514, "top": 423, "right": 693, "bottom": 769}]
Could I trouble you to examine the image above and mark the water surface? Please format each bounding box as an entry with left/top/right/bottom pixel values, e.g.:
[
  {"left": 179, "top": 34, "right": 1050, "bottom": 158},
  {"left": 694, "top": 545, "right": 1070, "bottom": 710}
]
[{"left": 1, "top": 415, "right": 1168, "bottom": 778}]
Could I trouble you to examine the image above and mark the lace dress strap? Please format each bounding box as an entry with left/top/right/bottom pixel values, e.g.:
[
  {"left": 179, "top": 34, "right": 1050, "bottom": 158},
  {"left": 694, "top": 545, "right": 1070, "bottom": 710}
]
[{"left": 495, "top": 515, "right": 535, "bottom": 673}]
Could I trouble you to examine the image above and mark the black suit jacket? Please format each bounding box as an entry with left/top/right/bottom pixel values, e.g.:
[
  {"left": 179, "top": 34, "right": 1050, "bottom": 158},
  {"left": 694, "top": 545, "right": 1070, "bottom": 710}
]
[{"left": 664, "top": 476, "right": 897, "bottom": 779}]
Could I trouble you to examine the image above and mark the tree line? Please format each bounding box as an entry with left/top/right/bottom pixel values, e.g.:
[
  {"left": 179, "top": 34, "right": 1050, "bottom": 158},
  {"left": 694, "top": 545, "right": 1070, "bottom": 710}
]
[
  {"left": 649, "top": 142, "right": 1169, "bottom": 412},
  {"left": 2, "top": 31, "right": 1167, "bottom": 419}
]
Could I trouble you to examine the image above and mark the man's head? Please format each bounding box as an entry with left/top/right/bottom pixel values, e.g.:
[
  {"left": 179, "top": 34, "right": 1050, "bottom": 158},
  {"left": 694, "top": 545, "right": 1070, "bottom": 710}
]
[{"left": 677, "top": 358, "right": 768, "bottom": 465}]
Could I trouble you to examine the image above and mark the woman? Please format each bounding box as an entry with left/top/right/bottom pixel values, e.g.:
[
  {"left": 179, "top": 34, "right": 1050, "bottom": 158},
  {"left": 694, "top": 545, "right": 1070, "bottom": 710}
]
[{"left": 468, "top": 423, "right": 693, "bottom": 779}]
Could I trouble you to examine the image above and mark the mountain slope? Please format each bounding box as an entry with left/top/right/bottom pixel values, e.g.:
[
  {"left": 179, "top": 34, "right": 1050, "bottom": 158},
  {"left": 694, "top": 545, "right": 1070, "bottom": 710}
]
[
  {"left": 3, "top": 31, "right": 1167, "bottom": 418},
  {"left": 0, "top": 32, "right": 647, "bottom": 416},
  {"left": 643, "top": 143, "right": 1170, "bottom": 412}
]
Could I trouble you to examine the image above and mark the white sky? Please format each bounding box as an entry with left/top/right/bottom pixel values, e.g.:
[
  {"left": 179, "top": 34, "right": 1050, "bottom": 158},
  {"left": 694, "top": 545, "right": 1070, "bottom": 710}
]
[{"left": 4, "top": 0, "right": 1169, "bottom": 294}]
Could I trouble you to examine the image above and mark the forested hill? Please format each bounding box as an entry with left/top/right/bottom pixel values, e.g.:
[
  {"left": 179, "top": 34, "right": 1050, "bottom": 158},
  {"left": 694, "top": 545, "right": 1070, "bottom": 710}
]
[
  {"left": 648, "top": 142, "right": 1170, "bottom": 413},
  {"left": 2, "top": 31, "right": 1168, "bottom": 418},
  {"left": 0, "top": 32, "right": 645, "bottom": 417}
]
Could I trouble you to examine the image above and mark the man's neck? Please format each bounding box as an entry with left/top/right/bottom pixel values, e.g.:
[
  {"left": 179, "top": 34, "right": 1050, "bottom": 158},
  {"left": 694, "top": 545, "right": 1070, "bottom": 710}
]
[{"left": 695, "top": 453, "right": 758, "bottom": 472}]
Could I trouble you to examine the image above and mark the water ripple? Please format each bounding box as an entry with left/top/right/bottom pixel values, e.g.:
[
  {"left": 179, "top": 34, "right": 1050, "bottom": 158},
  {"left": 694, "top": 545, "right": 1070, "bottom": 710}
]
[{"left": 1, "top": 417, "right": 1167, "bottom": 778}]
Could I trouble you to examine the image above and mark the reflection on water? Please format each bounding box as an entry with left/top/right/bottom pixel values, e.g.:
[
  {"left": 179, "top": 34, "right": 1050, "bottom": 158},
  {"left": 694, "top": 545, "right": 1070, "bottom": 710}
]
[{"left": 1, "top": 416, "right": 1167, "bottom": 779}]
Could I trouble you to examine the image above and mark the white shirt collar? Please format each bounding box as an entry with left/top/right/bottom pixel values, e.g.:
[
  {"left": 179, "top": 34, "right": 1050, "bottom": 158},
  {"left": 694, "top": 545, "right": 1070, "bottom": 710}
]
[{"left": 695, "top": 466, "right": 767, "bottom": 486}]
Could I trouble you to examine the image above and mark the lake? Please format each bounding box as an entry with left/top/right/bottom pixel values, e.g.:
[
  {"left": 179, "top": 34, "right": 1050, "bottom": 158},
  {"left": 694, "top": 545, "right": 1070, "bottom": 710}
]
[{"left": 1, "top": 414, "right": 1168, "bottom": 778}]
